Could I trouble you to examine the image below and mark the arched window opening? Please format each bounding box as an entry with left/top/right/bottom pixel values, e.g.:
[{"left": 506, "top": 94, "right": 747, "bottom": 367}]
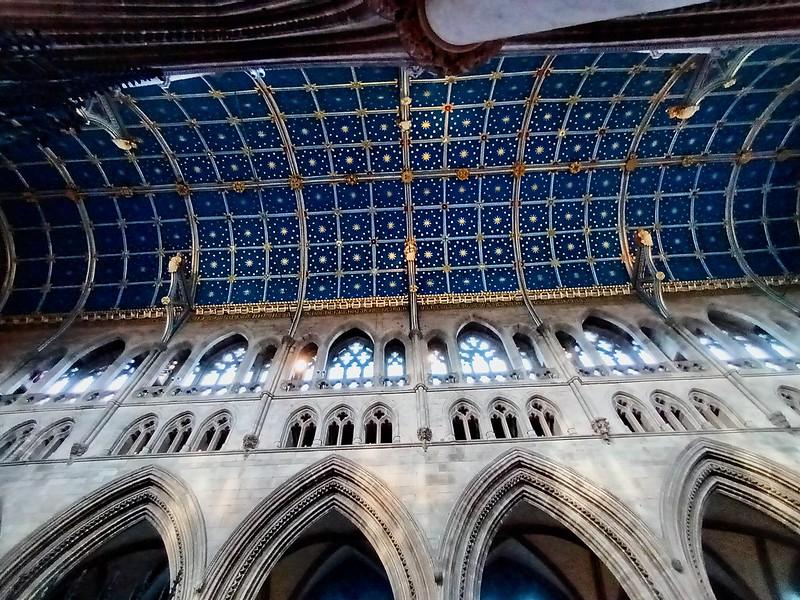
[
  {"left": 583, "top": 317, "right": 657, "bottom": 375},
  {"left": 244, "top": 345, "right": 276, "bottom": 387},
  {"left": 38, "top": 521, "right": 171, "bottom": 600},
  {"left": 290, "top": 343, "right": 319, "bottom": 391},
  {"left": 183, "top": 335, "right": 248, "bottom": 391},
  {"left": 364, "top": 406, "right": 393, "bottom": 444},
  {"left": 452, "top": 402, "right": 481, "bottom": 441},
  {"left": 383, "top": 339, "right": 406, "bottom": 386},
  {"left": 481, "top": 501, "right": 629, "bottom": 600},
  {"left": 709, "top": 310, "right": 796, "bottom": 369},
  {"left": 0, "top": 421, "right": 35, "bottom": 462},
  {"left": 27, "top": 420, "right": 73, "bottom": 460},
  {"left": 285, "top": 410, "right": 317, "bottom": 448},
  {"left": 107, "top": 351, "right": 149, "bottom": 392},
  {"left": 528, "top": 399, "right": 560, "bottom": 437},
  {"left": 641, "top": 326, "right": 688, "bottom": 362},
  {"left": 613, "top": 395, "right": 654, "bottom": 433},
  {"left": 651, "top": 393, "right": 697, "bottom": 432},
  {"left": 513, "top": 333, "right": 542, "bottom": 379},
  {"left": 45, "top": 340, "right": 125, "bottom": 396},
  {"left": 113, "top": 415, "right": 158, "bottom": 456},
  {"left": 700, "top": 492, "right": 800, "bottom": 600},
  {"left": 154, "top": 414, "right": 194, "bottom": 453},
  {"left": 153, "top": 348, "right": 191, "bottom": 386},
  {"left": 692, "top": 325, "right": 736, "bottom": 364},
  {"left": 193, "top": 412, "right": 231, "bottom": 451},
  {"left": 326, "top": 329, "right": 374, "bottom": 389},
  {"left": 427, "top": 337, "right": 452, "bottom": 385},
  {"left": 3, "top": 351, "right": 64, "bottom": 395},
  {"left": 779, "top": 386, "right": 800, "bottom": 415},
  {"left": 325, "top": 408, "right": 355, "bottom": 446},
  {"left": 258, "top": 510, "right": 392, "bottom": 600},
  {"left": 691, "top": 392, "right": 739, "bottom": 429},
  {"left": 556, "top": 330, "right": 594, "bottom": 370},
  {"left": 489, "top": 401, "right": 520, "bottom": 439},
  {"left": 458, "top": 324, "right": 510, "bottom": 384}
]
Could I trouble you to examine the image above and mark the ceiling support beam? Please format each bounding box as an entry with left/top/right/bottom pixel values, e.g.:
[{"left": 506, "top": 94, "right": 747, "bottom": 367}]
[
  {"left": 724, "top": 76, "right": 800, "bottom": 317},
  {"left": 618, "top": 54, "right": 698, "bottom": 277},
  {"left": 254, "top": 74, "right": 308, "bottom": 338},
  {"left": 160, "top": 253, "right": 194, "bottom": 346},
  {"left": 35, "top": 145, "right": 97, "bottom": 352},
  {"left": 0, "top": 205, "right": 15, "bottom": 315},
  {"left": 120, "top": 96, "right": 201, "bottom": 299},
  {"left": 6, "top": 150, "right": 793, "bottom": 203},
  {"left": 632, "top": 227, "right": 788, "bottom": 424}
]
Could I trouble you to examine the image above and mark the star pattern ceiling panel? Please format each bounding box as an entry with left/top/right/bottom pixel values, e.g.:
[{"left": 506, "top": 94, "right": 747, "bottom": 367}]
[{"left": 0, "top": 44, "right": 799, "bottom": 317}]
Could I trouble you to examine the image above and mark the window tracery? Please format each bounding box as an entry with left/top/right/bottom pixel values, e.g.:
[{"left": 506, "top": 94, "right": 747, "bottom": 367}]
[
  {"left": 556, "top": 330, "right": 595, "bottom": 370},
  {"left": 0, "top": 421, "right": 36, "bottom": 461},
  {"left": 528, "top": 398, "right": 561, "bottom": 437},
  {"left": 383, "top": 339, "right": 406, "bottom": 386},
  {"left": 458, "top": 324, "right": 510, "bottom": 384},
  {"left": 451, "top": 401, "right": 481, "bottom": 441},
  {"left": 107, "top": 351, "right": 149, "bottom": 392},
  {"left": 513, "top": 333, "right": 542, "bottom": 379},
  {"left": 153, "top": 348, "right": 191, "bottom": 386},
  {"left": 193, "top": 411, "right": 231, "bottom": 451},
  {"left": 26, "top": 419, "right": 73, "bottom": 460},
  {"left": 651, "top": 392, "right": 698, "bottom": 432},
  {"left": 489, "top": 401, "right": 520, "bottom": 439},
  {"left": 708, "top": 310, "right": 796, "bottom": 370},
  {"left": 690, "top": 391, "right": 739, "bottom": 429},
  {"left": 290, "top": 343, "right": 318, "bottom": 391},
  {"left": 45, "top": 340, "right": 125, "bottom": 397},
  {"left": 427, "top": 337, "right": 452, "bottom": 385},
  {"left": 285, "top": 409, "right": 317, "bottom": 448},
  {"left": 778, "top": 386, "right": 800, "bottom": 415},
  {"left": 364, "top": 405, "right": 393, "bottom": 444},
  {"left": 244, "top": 345, "right": 276, "bottom": 389},
  {"left": 153, "top": 414, "right": 194, "bottom": 453},
  {"left": 113, "top": 415, "right": 158, "bottom": 455},
  {"left": 582, "top": 317, "right": 658, "bottom": 375},
  {"left": 183, "top": 335, "right": 247, "bottom": 392},
  {"left": 641, "top": 326, "right": 688, "bottom": 362},
  {"left": 2, "top": 351, "right": 64, "bottom": 396},
  {"left": 613, "top": 394, "right": 655, "bottom": 433},
  {"left": 324, "top": 408, "right": 355, "bottom": 446},
  {"left": 326, "top": 330, "right": 374, "bottom": 389}
]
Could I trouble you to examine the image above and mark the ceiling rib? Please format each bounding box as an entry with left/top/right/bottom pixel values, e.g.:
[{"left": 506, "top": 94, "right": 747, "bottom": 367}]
[{"left": 0, "top": 205, "right": 16, "bottom": 314}]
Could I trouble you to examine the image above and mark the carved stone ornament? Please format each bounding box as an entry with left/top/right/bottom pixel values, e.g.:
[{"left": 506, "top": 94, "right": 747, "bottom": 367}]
[
  {"left": 168, "top": 253, "right": 184, "bottom": 273},
  {"left": 591, "top": 417, "right": 611, "bottom": 442},
  {"left": 635, "top": 229, "right": 653, "bottom": 248},
  {"left": 400, "top": 168, "right": 414, "bottom": 184},
  {"left": 667, "top": 104, "right": 700, "bottom": 120},
  {"left": 404, "top": 237, "right": 418, "bottom": 262},
  {"left": 455, "top": 167, "right": 470, "bottom": 181},
  {"left": 768, "top": 411, "right": 791, "bottom": 428},
  {"left": 365, "top": 0, "right": 503, "bottom": 75},
  {"left": 288, "top": 174, "right": 304, "bottom": 190},
  {"left": 242, "top": 433, "right": 259, "bottom": 451},
  {"left": 417, "top": 427, "right": 432, "bottom": 450},
  {"left": 69, "top": 442, "right": 88, "bottom": 457}
]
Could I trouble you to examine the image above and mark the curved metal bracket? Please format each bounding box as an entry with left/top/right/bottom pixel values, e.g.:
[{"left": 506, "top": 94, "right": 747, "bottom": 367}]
[
  {"left": 631, "top": 229, "right": 669, "bottom": 320},
  {"left": 160, "top": 253, "right": 194, "bottom": 345},
  {"left": 77, "top": 93, "right": 139, "bottom": 152},
  {"left": 36, "top": 145, "right": 97, "bottom": 352},
  {"left": 724, "top": 75, "right": 800, "bottom": 316},
  {"left": 252, "top": 72, "right": 308, "bottom": 338},
  {"left": 510, "top": 56, "right": 556, "bottom": 329},
  {"left": 0, "top": 204, "right": 16, "bottom": 314}
]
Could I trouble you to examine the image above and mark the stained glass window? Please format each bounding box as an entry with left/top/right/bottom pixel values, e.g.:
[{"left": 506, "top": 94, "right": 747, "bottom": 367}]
[
  {"left": 427, "top": 337, "right": 451, "bottom": 385},
  {"left": 709, "top": 311, "right": 795, "bottom": 369},
  {"left": 326, "top": 330, "right": 374, "bottom": 389},
  {"left": 291, "top": 343, "right": 318, "bottom": 391},
  {"left": 458, "top": 325, "right": 509, "bottom": 384},
  {"left": 582, "top": 317, "right": 656, "bottom": 374},
  {"left": 45, "top": 340, "right": 125, "bottom": 396},
  {"left": 384, "top": 339, "right": 406, "bottom": 386},
  {"left": 183, "top": 335, "right": 247, "bottom": 389},
  {"left": 153, "top": 348, "right": 191, "bottom": 386}
]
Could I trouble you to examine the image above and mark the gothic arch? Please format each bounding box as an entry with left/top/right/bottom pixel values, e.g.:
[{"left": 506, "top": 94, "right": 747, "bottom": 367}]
[
  {"left": 661, "top": 438, "right": 800, "bottom": 600},
  {"left": 439, "top": 448, "right": 682, "bottom": 600},
  {"left": 0, "top": 465, "right": 206, "bottom": 600},
  {"left": 199, "top": 455, "right": 436, "bottom": 600}
]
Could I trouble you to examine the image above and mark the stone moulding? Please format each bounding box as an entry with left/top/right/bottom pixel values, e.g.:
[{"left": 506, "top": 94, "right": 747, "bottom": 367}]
[
  {"left": 198, "top": 455, "right": 436, "bottom": 600},
  {"left": 0, "top": 465, "right": 206, "bottom": 600},
  {"left": 438, "top": 448, "right": 686, "bottom": 600},
  {"left": 660, "top": 438, "right": 800, "bottom": 600}
]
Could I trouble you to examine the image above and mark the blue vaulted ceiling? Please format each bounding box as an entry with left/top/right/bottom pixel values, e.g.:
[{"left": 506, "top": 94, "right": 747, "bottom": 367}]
[{"left": 0, "top": 44, "right": 799, "bottom": 317}]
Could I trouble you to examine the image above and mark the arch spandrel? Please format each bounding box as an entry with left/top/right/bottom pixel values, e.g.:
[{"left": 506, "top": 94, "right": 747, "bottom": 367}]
[
  {"left": 0, "top": 465, "right": 206, "bottom": 600},
  {"left": 439, "top": 448, "right": 686, "bottom": 600},
  {"left": 199, "top": 455, "right": 436, "bottom": 600},
  {"left": 660, "top": 438, "right": 800, "bottom": 600}
]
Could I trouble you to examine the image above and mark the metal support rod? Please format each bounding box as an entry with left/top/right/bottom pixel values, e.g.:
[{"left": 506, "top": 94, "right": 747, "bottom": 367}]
[{"left": 0, "top": 204, "right": 16, "bottom": 314}]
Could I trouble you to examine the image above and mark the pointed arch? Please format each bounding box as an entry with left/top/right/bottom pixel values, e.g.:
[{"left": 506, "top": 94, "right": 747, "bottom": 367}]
[
  {"left": 0, "top": 465, "right": 206, "bottom": 600},
  {"left": 439, "top": 449, "right": 680, "bottom": 600},
  {"left": 199, "top": 455, "right": 436, "bottom": 600},
  {"left": 661, "top": 438, "right": 800, "bottom": 600},
  {"left": 689, "top": 389, "right": 743, "bottom": 429},
  {"left": 191, "top": 410, "right": 232, "bottom": 452},
  {"left": 613, "top": 392, "right": 658, "bottom": 433},
  {"left": 0, "top": 420, "right": 36, "bottom": 462},
  {"left": 778, "top": 385, "right": 800, "bottom": 414},
  {"left": 650, "top": 389, "right": 703, "bottom": 431}
]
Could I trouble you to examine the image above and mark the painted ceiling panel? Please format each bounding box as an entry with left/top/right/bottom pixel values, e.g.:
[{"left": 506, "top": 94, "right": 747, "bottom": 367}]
[{"left": 1, "top": 44, "right": 799, "bottom": 318}]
